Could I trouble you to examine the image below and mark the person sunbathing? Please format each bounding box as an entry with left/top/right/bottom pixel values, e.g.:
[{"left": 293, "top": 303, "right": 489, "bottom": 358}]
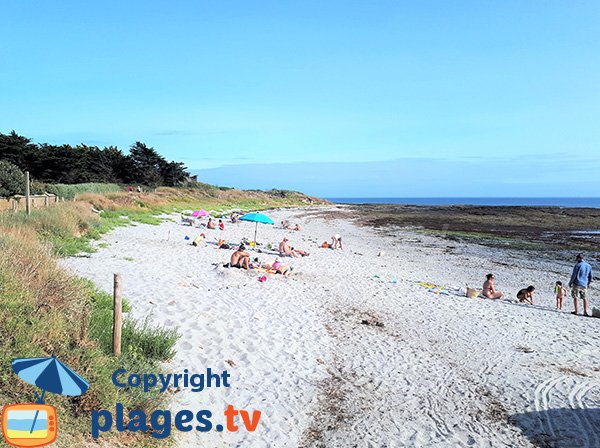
[
  {"left": 279, "top": 237, "right": 309, "bottom": 257},
  {"left": 294, "top": 224, "right": 302, "bottom": 231},
  {"left": 482, "top": 273, "right": 504, "bottom": 299},
  {"left": 207, "top": 218, "right": 216, "bottom": 229},
  {"left": 230, "top": 245, "right": 250, "bottom": 270},
  {"left": 263, "top": 258, "right": 292, "bottom": 276},
  {"left": 331, "top": 234, "right": 343, "bottom": 249}
]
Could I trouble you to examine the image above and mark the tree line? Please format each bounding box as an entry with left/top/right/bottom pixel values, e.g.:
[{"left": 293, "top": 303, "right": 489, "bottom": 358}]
[{"left": 0, "top": 131, "right": 190, "bottom": 187}]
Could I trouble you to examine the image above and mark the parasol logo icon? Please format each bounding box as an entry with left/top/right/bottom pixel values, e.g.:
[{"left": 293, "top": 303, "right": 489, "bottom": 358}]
[{"left": 1, "top": 357, "right": 89, "bottom": 447}]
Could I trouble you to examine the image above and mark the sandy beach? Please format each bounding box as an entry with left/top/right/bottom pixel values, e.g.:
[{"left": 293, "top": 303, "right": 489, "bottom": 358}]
[{"left": 63, "top": 206, "right": 600, "bottom": 447}]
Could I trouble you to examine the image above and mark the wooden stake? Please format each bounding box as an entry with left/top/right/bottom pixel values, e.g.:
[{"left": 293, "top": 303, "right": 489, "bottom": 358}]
[
  {"left": 25, "top": 171, "right": 31, "bottom": 215},
  {"left": 113, "top": 274, "right": 122, "bottom": 356}
]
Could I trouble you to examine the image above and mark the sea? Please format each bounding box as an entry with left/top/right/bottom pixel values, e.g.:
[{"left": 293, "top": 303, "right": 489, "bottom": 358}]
[{"left": 326, "top": 197, "right": 600, "bottom": 208}]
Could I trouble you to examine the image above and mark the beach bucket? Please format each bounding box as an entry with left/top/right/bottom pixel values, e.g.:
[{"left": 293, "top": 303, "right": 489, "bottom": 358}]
[{"left": 466, "top": 287, "right": 481, "bottom": 299}]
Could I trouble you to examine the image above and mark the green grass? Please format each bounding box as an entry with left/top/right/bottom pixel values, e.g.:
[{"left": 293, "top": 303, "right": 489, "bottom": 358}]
[
  {"left": 0, "top": 219, "right": 177, "bottom": 446},
  {"left": 86, "top": 284, "right": 178, "bottom": 362}
]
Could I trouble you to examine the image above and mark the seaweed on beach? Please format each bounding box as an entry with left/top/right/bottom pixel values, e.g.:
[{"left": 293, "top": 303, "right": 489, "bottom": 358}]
[{"left": 344, "top": 204, "right": 600, "bottom": 257}]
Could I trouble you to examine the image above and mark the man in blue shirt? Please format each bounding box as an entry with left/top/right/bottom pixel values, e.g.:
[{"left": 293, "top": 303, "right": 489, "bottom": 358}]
[{"left": 568, "top": 254, "right": 593, "bottom": 316}]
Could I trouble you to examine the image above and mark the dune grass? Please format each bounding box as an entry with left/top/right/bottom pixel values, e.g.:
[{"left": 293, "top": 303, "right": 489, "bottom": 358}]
[
  {"left": 0, "top": 185, "right": 324, "bottom": 446},
  {"left": 0, "top": 227, "right": 177, "bottom": 447},
  {"left": 0, "top": 205, "right": 180, "bottom": 446},
  {"left": 87, "top": 284, "right": 178, "bottom": 362}
]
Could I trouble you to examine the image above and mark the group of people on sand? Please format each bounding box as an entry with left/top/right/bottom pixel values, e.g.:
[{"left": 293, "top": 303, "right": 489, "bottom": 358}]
[
  {"left": 281, "top": 220, "right": 302, "bottom": 231},
  {"left": 229, "top": 245, "right": 292, "bottom": 276},
  {"left": 481, "top": 254, "right": 594, "bottom": 317},
  {"left": 205, "top": 218, "right": 225, "bottom": 230},
  {"left": 186, "top": 212, "right": 347, "bottom": 278}
]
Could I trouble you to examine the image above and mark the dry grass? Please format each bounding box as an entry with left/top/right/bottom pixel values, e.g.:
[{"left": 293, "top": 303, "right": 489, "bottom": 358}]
[
  {"left": 0, "top": 200, "right": 174, "bottom": 447},
  {"left": 0, "top": 185, "right": 325, "bottom": 446}
]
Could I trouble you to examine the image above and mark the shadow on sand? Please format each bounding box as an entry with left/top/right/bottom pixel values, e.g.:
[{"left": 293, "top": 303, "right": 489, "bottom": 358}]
[{"left": 510, "top": 408, "right": 600, "bottom": 447}]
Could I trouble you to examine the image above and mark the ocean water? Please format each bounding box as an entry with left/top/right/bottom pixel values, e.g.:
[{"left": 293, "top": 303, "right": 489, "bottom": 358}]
[{"left": 327, "top": 197, "right": 600, "bottom": 208}]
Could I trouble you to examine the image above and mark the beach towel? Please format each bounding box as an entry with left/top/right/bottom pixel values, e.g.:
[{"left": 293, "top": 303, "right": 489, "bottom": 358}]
[{"left": 417, "top": 281, "right": 462, "bottom": 297}]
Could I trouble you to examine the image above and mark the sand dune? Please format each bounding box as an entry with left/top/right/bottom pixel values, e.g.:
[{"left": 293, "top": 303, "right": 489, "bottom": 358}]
[{"left": 64, "top": 206, "right": 600, "bottom": 447}]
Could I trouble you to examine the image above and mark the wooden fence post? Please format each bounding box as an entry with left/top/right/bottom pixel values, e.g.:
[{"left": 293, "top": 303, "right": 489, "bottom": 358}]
[
  {"left": 113, "top": 274, "right": 122, "bottom": 356},
  {"left": 25, "top": 171, "right": 31, "bottom": 215}
]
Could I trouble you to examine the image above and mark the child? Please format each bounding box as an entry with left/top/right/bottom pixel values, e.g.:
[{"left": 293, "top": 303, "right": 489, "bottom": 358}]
[
  {"left": 517, "top": 285, "right": 535, "bottom": 305},
  {"left": 554, "top": 281, "right": 567, "bottom": 310},
  {"left": 218, "top": 219, "right": 225, "bottom": 231}
]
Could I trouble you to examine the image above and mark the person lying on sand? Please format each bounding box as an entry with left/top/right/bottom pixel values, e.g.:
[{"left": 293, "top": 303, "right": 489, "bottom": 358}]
[
  {"left": 281, "top": 220, "right": 293, "bottom": 230},
  {"left": 294, "top": 224, "right": 302, "bottom": 231},
  {"left": 262, "top": 257, "right": 292, "bottom": 276},
  {"left": 331, "top": 234, "right": 343, "bottom": 250},
  {"left": 230, "top": 245, "right": 251, "bottom": 270},
  {"left": 278, "top": 237, "right": 309, "bottom": 257},
  {"left": 517, "top": 285, "right": 535, "bottom": 305},
  {"left": 217, "top": 239, "right": 230, "bottom": 249},
  {"left": 207, "top": 218, "right": 216, "bottom": 229},
  {"left": 482, "top": 273, "right": 504, "bottom": 299}
]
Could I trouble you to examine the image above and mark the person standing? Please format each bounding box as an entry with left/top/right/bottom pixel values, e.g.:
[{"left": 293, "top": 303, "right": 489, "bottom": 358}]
[
  {"left": 569, "top": 254, "right": 593, "bottom": 316},
  {"left": 554, "top": 281, "right": 567, "bottom": 310}
]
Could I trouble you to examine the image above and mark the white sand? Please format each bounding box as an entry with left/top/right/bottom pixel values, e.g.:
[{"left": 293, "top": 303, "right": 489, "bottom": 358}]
[{"left": 63, "top": 206, "right": 600, "bottom": 447}]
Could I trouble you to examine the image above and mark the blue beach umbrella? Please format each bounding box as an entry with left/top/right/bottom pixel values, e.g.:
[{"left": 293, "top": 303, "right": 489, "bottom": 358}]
[
  {"left": 12, "top": 357, "right": 90, "bottom": 401},
  {"left": 239, "top": 213, "right": 275, "bottom": 244},
  {"left": 12, "top": 356, "right": 89, "bottom": 434}
]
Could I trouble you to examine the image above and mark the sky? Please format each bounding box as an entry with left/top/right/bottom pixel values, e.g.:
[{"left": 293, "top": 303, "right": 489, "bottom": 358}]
[{"left": 1, "top": 1, "right": 599, "bottom": 197}]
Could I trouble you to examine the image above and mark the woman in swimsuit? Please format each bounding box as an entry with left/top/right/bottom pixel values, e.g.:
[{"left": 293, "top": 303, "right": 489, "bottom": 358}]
[
  {"left": 482, "top": 273, "right": 504, "bottom": 299},
  {"left": 264, "top": 258, "right": 292, "bottom": 276}
]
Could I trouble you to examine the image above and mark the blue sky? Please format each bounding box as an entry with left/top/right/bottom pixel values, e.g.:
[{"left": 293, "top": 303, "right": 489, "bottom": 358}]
[{"left": 1, "top": 1, "right": 599, "bottom": 197}]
